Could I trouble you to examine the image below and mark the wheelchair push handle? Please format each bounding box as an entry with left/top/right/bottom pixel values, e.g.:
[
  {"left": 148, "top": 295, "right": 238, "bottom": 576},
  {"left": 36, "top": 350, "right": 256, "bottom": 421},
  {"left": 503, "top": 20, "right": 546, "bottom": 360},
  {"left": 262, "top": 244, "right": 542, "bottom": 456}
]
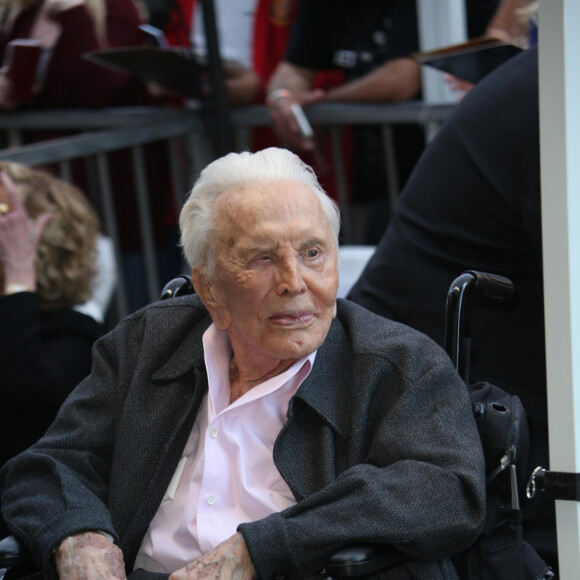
[
  {"left": 160, "top": 275, "right": 194, "bottom": 300},
  {"left": 461, "top": 270, "right": 514, "bottom": 303},
  {"left": 445, "top": 271, "right": 514, "bottom": 380}
]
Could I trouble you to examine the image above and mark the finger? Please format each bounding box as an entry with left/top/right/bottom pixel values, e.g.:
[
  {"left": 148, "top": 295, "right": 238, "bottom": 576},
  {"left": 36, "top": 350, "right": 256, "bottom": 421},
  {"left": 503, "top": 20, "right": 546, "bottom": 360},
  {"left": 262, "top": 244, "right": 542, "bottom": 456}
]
[
  {"left": 32, "top": 212, "right": 53, "bottom": 238},
  {"left": 0, "top": 171, "right": 25, "bottom": 213},
  {"left": 301, "top": 88, "right": 325, "bottom": 106},
  {"left": 271, "top": 108, "right": 300, "bottom": 140}
]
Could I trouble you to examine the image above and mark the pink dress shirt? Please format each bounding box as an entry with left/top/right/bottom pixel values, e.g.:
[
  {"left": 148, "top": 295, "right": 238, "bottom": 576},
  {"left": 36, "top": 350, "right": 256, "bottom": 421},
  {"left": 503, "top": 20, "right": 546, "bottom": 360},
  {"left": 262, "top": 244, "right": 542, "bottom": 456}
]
[{"left": 134, "top": 323, "right": 316, "bottom": 573}]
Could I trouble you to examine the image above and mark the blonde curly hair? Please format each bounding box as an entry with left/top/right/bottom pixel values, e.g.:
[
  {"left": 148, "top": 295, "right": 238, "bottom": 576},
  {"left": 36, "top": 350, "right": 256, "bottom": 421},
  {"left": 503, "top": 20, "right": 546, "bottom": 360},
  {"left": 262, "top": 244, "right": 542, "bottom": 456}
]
[{"left": 0, "top": 162, "right": 100, "bottom": 310}]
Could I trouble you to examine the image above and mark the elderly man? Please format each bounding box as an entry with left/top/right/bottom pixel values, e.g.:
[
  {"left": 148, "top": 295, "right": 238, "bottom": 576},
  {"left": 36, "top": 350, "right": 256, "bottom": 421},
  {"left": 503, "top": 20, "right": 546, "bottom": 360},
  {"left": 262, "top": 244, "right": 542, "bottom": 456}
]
[{"left": 0, "top": 148, "right": 485, "bottom": 580}]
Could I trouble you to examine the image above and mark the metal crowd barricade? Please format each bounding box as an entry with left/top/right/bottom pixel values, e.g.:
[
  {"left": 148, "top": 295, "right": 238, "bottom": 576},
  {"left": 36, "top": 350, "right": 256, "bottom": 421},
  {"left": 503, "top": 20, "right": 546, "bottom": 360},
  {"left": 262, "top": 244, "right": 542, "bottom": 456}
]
[
  {"left": 0, "top": 100, "right": 454, "bottom": 322},
  {"left": 229, "top": 101, "right": 455, "bottom": 239}
]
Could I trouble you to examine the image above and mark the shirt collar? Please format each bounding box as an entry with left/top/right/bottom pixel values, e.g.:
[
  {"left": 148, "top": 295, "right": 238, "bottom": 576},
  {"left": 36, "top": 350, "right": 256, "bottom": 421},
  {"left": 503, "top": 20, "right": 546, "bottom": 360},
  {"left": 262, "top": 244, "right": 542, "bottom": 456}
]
[{"left": 202, "top": 323, "right": 317, "bottom": 415}]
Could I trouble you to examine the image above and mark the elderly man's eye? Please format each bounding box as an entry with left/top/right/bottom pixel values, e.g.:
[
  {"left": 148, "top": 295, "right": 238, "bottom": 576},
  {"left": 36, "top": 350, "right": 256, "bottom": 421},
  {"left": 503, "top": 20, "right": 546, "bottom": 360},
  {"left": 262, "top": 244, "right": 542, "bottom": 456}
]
[
  {"left": 245, "top": 254, "right": 271, "bottom": 268},
  {"left": 305, "top": 248, "right": 320, "bottom": 259}
]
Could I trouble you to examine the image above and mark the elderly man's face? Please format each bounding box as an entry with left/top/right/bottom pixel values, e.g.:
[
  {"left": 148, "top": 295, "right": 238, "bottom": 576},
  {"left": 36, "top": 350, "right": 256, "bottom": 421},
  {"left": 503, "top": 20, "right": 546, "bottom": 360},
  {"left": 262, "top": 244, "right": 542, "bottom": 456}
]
[{"left": 200, "top": 178, "right": 339, "bottom": 369}]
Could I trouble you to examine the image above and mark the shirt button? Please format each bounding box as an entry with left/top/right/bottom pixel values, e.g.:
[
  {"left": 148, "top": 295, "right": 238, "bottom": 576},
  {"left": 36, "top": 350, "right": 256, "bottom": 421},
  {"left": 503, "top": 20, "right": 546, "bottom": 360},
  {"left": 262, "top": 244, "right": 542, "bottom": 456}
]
[
  {"left": 206, "top": 494, "right": 216, "bottom": 505},
  {"left": 209, "top": 428, "right": 218, "bottom": 438}
]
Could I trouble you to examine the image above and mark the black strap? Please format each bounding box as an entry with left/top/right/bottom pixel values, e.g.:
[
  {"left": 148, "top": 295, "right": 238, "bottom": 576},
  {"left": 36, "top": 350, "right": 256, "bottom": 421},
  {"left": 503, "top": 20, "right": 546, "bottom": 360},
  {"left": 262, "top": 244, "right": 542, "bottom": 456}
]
[{"left": 527, "top": 467, "right": 580, "bottom": 501}]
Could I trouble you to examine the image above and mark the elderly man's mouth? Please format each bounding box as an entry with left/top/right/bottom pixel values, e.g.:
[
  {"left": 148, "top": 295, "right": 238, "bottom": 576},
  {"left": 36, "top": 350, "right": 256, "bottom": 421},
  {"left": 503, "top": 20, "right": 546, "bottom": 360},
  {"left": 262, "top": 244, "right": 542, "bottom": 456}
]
[{"left": 269, "top": 312, "right": 314, "bottom": 326}]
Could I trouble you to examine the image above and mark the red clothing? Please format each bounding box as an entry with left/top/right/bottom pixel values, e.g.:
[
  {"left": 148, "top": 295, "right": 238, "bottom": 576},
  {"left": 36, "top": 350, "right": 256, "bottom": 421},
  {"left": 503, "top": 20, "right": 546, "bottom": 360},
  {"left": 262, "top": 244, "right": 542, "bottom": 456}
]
[
  {"left": 0, "top": 0, "right": 153, "bottom": 109},
  {"left": 165, "top": 0, "right": 195, "bottom": 48},
  {"left": 253, "top": 0, "right": 298, "bottom": 88}
]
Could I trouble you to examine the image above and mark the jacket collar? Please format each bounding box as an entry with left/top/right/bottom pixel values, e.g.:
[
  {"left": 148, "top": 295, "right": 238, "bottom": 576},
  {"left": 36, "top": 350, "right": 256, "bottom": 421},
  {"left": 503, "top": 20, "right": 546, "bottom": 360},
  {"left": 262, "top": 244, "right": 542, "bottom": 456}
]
[
  {"left": 151, "top": 304, "right": 212, "bottom": 383},
  {"left": 150, "top": 303, "right": 348, "bottom": 438}
]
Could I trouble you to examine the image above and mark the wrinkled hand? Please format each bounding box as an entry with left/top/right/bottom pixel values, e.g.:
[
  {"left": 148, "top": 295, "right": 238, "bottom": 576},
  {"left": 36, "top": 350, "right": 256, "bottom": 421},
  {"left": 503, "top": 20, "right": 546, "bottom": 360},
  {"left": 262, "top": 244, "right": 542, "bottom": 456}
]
[
  {"left": 168, "top": 533, "right": 256, "bottom": 580},
  {"left": 55, "top": 531, "right": 126, "bottom": 580},
  {"left": 0, "top": 172, "right": 52, "bottom": 291},
  {"left": 267, "top": 88, "right": 324, "bottom": 153}
]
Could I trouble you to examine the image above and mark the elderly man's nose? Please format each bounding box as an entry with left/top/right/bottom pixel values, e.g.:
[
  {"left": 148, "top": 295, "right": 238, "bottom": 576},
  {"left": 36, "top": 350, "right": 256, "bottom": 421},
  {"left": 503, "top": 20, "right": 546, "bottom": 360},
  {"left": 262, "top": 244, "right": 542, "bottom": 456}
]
[{"left": 276, "top": 261, "right": 306, "bottom": 295}]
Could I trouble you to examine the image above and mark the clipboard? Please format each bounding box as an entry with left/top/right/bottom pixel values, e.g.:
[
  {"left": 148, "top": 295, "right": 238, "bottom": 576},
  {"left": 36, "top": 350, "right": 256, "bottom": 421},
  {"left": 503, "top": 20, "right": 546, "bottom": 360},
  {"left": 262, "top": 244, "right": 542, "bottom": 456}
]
[
  {"left": 413, "top": 37, "right": 523, "bottom": 84},
  {"left": 83, "top": 46, "right": 205, "bottom": 99},
  {"left": 84, "top": 46, "right": 247, "bottom": 99}
]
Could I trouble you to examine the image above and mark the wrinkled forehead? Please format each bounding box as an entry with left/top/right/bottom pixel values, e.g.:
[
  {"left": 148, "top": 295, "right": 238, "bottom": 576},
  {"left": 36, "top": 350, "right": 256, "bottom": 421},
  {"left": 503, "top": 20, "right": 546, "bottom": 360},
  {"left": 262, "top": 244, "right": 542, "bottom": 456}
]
[{"left": 213, "top": 179, "right": 333, "bottom": 241}]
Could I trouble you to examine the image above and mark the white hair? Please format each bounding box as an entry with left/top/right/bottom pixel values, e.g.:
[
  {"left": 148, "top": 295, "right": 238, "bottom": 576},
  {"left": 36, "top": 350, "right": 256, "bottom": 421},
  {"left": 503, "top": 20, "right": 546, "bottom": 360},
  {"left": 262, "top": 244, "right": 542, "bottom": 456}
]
[{"left": 179, "top": 147, "right": 341, "bottom": 272}]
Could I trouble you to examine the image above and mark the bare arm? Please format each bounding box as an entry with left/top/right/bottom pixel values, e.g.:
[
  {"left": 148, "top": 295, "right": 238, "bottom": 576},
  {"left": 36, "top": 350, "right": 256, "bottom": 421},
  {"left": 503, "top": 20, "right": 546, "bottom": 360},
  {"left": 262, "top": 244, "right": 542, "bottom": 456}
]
[
  {"left": 224, "top": 67, "right": 262, "bottom": 105},
  {"left": 55, "top": 532, "right": 126, "bottom": 580},
  {"left": 324, "top": 57, "right": 421, "bottom": 103},
  {"left": 266, "top": 62, "right": 324, "bottom": 158},
  {"left": 266, "top": 58, "right": 420, "bottom": 154},
  {"left": 168, "top": 533, "right": 256, "bottom": 580}
]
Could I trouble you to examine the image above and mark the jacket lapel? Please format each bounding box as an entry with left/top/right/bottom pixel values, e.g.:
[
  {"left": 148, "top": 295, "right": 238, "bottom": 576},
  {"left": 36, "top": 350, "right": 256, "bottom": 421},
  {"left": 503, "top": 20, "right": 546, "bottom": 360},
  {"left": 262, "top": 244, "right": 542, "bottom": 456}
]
[
  {"left": 123, "top": 309, "right": 212, "bottom": 565},
  {"left": 273, "top": 319, "right": 351, "bottom": 500}
]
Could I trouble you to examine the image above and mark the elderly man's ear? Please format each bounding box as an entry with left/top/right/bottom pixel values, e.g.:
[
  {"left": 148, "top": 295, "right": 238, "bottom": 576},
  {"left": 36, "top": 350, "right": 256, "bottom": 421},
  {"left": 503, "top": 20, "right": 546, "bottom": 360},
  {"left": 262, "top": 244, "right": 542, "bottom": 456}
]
[{"left": 192, "top": 268, "right": 231, "bottom": 330}]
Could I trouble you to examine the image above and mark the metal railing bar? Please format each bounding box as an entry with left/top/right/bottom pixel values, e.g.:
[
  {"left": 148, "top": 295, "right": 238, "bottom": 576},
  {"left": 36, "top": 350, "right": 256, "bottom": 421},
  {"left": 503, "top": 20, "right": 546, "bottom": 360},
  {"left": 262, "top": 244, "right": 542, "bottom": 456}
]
[
  {"left": 96, "top": 153, "right": 128, "bottom": 320},
  {"left": 329, "top": 126, "right": 352, "bottom": 244},
  {"left": 58, "top": 159, "right": 72, "bottom": 184},
  {"left": 309, "top": 102, "right": 456, "bottom": 125},
  {"left": 131, "top": 145, "right": 160, "bottom": 303},
  {"left": 381, "top": 125, "right": 400, "bottom": 212},
  {"left": 168, "top": 138, "right": 188, "bottom": 213},
  {"left": 167, "top": 138, "right": 190, "bottom": 275},
  {"left": 0, "top": 106, "right": 203, "bottom": 130},
  {"left": 187, "top": 132, "right": 213, "bottom": 178},
  {"left": 233, "top": 126, "right": 252, "bottom": 152},
  {"left": 0, "top": 101, "right": 454, "bottom": 134},
  {"left": 228, "top": 101, "right": 456, "bottom": 128},
  {"left": 84, "top": 156, "right": 104, "bottom": 215},
  {"left": 200, "top": 0, "right": 233, "bottom": 155},
  {"left": 0, "top": 114, "right": 202, "bottom": 166}
]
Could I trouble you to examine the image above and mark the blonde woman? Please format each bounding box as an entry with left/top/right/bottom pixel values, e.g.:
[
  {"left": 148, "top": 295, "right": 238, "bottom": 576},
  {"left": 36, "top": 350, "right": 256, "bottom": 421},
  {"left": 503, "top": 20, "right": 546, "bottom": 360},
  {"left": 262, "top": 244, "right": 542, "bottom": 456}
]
[
  {"left": 0, "top": 162, "right": 105, "bottom": 475},
  {"left": 0, "top": 0, "right": 152, "bottom": 109}
]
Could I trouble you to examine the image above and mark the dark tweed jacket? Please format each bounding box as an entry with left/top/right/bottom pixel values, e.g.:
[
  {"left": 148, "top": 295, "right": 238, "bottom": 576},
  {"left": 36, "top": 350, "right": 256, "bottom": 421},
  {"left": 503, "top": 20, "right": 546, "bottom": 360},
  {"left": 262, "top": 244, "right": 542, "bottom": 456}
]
[{"left": 0, "top": 297, "right": 485, "bottom": 580}]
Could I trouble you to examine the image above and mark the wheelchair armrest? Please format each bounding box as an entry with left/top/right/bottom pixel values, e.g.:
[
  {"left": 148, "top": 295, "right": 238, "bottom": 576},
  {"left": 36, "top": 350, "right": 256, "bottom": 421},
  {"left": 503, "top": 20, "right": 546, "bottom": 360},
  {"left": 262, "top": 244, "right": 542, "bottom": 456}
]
[
  {"left": 0, "top": 535, "right": 34, "bottom": 573},
  {"left": 326, "top": 543, "right": 411, "bottom": 578}
]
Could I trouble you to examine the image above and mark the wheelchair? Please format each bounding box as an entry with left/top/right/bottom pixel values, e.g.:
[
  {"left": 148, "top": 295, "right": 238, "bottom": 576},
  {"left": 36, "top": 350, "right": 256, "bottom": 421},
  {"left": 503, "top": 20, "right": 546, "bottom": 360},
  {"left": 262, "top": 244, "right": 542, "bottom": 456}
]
[{"left": 0, "top": 271, "right": 553, "bottom": 579}]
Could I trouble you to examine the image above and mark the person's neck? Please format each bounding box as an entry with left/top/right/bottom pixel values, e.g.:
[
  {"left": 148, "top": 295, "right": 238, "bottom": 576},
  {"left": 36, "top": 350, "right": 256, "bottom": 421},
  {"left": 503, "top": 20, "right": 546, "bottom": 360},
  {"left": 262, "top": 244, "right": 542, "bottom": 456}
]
[{"left": 228, "top": 356, "right": 295, "bottom": 404}]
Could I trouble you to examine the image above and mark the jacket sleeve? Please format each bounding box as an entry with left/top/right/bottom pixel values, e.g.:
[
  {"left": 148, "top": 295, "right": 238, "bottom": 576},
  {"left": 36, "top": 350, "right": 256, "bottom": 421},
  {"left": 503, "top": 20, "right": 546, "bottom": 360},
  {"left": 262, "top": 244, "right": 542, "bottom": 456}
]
[{"left": 239, "top": 345, "right": 486, "bottom": 579}]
